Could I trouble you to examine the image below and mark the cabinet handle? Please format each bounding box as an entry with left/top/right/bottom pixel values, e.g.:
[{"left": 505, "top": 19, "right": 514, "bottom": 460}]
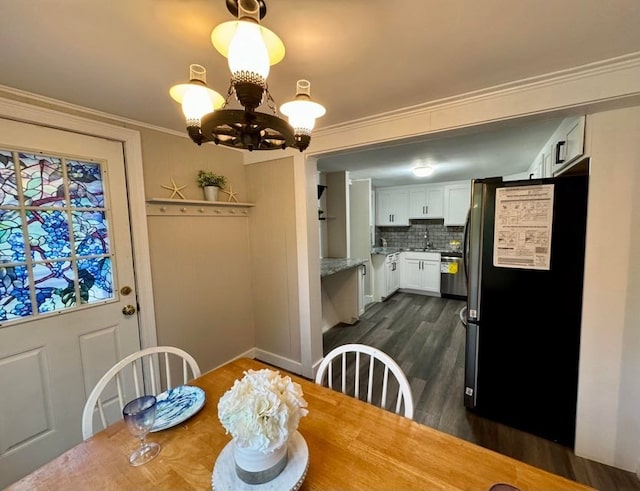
[
  {"left": 425, "top": 205, "right": 428, "bottom": 214},
  {"left": 362, "top": 264, "right": 367, "bottom": 276},
  {"left": 555, "top": 141, "right": 566, "bottom": 164}
]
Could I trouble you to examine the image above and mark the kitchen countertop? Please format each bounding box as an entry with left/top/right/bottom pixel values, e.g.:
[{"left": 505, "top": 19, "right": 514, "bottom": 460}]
[
  {"left": 371, "top": 247, "right": 462, "bottom": 257},
  {"left": 320, "top": 257, "right": 368, "bottom": 277}
]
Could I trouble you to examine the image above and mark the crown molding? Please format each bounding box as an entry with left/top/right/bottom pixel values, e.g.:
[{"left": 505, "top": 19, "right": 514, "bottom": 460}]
[
  {"left": 2, "top": 52, "right": 639, "bottom": 161},
  {"left": 309, "top": 52, "right": 640, "bottom": 156},
  {"left": 0, "top": 83, "right": 188, "bottom": 139}
]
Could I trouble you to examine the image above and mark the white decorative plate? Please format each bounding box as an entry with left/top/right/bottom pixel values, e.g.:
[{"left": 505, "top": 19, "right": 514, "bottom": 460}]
[
  {"left": 212, "top": 431, "right": 309, "bottom": 491},
  {"left": 150, "top": 385, "right": 206, "bottom": 432}
]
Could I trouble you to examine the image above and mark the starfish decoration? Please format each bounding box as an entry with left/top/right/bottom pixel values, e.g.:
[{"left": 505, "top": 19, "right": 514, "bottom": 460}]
[
  {"left": 161, "top": 177, "right": 187, "bottom": 199},
  {"left": 221, "top": 186, "right": 239, "bottom": 203}
]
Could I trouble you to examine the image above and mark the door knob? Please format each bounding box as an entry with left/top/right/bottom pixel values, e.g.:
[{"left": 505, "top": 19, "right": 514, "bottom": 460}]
[{"left": 122, "top": 304, "right": 136, "bottom": 316}]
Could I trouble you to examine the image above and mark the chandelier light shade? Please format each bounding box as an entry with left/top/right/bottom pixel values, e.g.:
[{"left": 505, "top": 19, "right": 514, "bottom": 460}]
[
  {"left": 169, "top": 64, "right": 225, "bottom": 127},
  {"left": 211, "top": 1, "right": 285, "bottom": 83},
  {"left": 280, "top": 80, "right": 327, "bottom": 150},
  {"left": 413, "top": 164, "right": 434, "bottom": 177},
  {"left": 170, "top": 0, "right": 324, "bottom": 152}
]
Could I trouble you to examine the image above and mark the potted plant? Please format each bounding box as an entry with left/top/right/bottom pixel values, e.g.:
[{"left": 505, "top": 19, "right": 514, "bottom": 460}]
[{"left": 197, "top": 170, "right": 227, "bottom": 201}]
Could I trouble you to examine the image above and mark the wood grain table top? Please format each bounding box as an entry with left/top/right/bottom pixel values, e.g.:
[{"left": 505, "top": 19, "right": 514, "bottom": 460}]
[{"left": 8, "top": 357, "right": 595, "bottom": 491}]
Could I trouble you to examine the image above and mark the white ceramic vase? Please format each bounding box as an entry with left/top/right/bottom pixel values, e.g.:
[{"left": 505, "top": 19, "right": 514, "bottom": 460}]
[
  {"left": 234, "top": 442, "right": 288, "bottom": 485},
  {"left": 203, "top": 186, "right": 219, "bottom": 201}
]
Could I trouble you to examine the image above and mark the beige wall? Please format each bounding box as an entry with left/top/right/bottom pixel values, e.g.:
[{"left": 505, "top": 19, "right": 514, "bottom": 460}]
[
  {"left": 146, "top": 214, "right": 254, "bottom": 374},
  {"left": 138, "top": 129, "right": 255, "bottom": 374},
  {"left": 576, "top": 105, "right": 640, "bottom": 471},
  {"left": 325, "top": 171, "right": 349, "bottom": 258},
  {"left": 245, "top": 156, "right": 303, "bottom": 372},
  {"left": 138, "top": 128, "right": 245, "bottom": 202}
]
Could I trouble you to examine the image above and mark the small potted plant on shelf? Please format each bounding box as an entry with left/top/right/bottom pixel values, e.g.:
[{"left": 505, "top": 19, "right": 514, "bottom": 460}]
[{"left": 197, "top": 170, "right": 227, "bottom": 201}]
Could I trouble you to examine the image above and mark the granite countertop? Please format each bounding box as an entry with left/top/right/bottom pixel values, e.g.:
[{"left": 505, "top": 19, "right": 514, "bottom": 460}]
[
  {"left": 371, "top": 247, "right": 402, "bottom": 255},
  {"left": 320, "top": 257, "right": 368, "bottom": 277},
  {"left": 371, "top": 247, "right": 462, "bottom": 257}
]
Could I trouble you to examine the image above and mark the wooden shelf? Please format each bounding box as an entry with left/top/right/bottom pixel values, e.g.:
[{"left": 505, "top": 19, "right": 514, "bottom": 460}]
[
  {"left": 146, "top": 198, "right": 254, "bottom": 217},
  {"left": 147, "top": 198, "right": 254, "bottom": 207}
]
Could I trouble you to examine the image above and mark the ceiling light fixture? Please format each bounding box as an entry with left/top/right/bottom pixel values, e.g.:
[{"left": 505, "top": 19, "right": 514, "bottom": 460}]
[
  {"left": 169, "top": 0, "right": 326, "bottom": 152},
  {"left": 413, "top": 165, "right": 434, "bottom": 177}
]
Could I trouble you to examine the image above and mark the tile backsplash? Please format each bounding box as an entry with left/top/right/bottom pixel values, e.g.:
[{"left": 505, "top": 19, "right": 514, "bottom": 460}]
[{"left": 376, "top": 219, "right": 464, "bottom": 250}]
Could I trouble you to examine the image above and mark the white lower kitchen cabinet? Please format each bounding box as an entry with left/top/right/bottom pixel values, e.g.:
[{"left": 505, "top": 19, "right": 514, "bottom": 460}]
[
  {"left": 400, "top": 252, "right": 440, "bottom": 294},
  {"left": 386, "top": 254, "right": 400, "bottom": 296},
  {"left": 372, "top": 253, "right": 400, "bottom": 301}
]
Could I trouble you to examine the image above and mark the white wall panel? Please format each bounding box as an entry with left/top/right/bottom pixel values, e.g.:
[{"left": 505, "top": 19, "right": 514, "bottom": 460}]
[
  {"left": 0, "top": 348, "right": 51, "bottom": 454},
  {"left": 575, "top": 105, "right": 640, "bottom": 470},
  {"left": 79, "top": 326, "right": 119, "bottom": 398}
]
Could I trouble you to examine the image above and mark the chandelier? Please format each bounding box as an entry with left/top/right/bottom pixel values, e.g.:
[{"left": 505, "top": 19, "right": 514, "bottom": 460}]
[{"left": 169, "top": 0, "right": 326, "bottom": 152}]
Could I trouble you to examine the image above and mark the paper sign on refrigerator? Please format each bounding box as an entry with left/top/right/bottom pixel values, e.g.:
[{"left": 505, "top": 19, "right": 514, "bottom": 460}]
[{"left": 493, "top": 184, "right": 554, "bottom": 270}]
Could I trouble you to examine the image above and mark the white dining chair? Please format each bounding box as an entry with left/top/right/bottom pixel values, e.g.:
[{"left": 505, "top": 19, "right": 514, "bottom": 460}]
[
  {"left": 81, "top": 345, "right": 201, "bottom": 440},
  {"left": 315, "top": 343, "right": 414, "bottom": 419}
]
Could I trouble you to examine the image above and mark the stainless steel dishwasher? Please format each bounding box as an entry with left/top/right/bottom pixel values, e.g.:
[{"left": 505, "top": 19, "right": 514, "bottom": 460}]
[{"left": 440, "top": 252, "right": 467, "bottom": 299}]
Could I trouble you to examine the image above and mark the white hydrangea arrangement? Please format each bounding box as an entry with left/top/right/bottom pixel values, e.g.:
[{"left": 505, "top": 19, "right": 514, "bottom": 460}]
[{"left": 218, "top": 369, "right": 308, "bottom": 453}]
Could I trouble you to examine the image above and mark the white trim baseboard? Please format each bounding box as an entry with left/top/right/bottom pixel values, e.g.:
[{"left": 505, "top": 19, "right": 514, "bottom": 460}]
[{"left": 253, "top": 349, "right": 305, "bottom": 377}]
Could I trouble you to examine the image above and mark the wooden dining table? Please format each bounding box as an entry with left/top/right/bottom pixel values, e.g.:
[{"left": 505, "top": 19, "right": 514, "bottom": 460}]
[{"left": 8, "top": 357, "right": 595, "bottom": 490}]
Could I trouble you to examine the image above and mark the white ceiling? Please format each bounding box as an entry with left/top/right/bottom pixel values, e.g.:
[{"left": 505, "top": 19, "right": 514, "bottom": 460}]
[
  {"left": 1, "top": 1, "right": 639, "bottom": 186},
  {"left": 316, "top": 116, "right": 565, "bottom": 187}
]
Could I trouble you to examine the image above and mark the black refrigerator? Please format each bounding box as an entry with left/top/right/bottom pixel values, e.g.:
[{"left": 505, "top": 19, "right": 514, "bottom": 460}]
[{"left": 463, "top": 174, "right": 588, "bottom": 447}]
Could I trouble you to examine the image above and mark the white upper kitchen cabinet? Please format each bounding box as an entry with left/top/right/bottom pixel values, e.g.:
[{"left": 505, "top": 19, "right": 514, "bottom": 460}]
[
  {"left": 376, "top": 187, "right": 409, "bottom": 226},
  {"left": 525, "top": 116, "right": 586, "bottom": 179},
  {"left": 553, "top": 117, "right": 586, "bottom": 175},
  {"left": 444, "top": 182, "right": 471, "bottom": 226},
  {"left": 408, "top": 185, "right": 444, "bottom": 219}
]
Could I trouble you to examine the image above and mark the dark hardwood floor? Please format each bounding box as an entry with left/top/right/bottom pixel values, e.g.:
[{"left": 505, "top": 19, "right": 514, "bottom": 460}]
[{"left": 322, "top": 292, "right": 640, "bottom": 491}]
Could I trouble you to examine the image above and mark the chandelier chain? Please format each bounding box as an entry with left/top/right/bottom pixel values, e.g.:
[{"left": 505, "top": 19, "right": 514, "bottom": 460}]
[
  {"left": 264, "top": 85, "right": 279, "bottom": 117},
  {"left": 222, "top": 80, "right": 235, "bottom": 109}
]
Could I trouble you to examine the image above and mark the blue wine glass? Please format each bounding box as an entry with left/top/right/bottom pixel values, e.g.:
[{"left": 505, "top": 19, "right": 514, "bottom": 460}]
[{"left": 123, "top": 395, "right": 161, "bottom": 466}]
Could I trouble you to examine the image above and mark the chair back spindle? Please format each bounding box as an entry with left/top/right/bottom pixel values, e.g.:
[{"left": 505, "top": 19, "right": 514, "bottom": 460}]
[
  {"left": 315, "top": 344, "right": 414, "bottom": 419},
  {"left": 81, "top": 346, "right": 201, "bottom": 440}
]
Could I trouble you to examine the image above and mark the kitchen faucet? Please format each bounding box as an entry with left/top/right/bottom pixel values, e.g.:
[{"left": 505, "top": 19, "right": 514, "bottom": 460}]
[
  {"left": 380, "top": 237, "right": 388, "bottom": 248},
  {"left": 423, "top": 229, "right": 433, "bottom": 249}
]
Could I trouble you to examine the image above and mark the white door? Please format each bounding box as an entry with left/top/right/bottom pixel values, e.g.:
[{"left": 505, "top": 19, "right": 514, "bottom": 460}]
[{"left": 0, "top": 119, "right": 141, "bottom": 487}]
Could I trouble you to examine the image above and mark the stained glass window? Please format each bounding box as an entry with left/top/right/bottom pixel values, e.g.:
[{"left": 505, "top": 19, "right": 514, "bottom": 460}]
[{"left": 0, "top": 149, "right": 115, "bottom": 324}]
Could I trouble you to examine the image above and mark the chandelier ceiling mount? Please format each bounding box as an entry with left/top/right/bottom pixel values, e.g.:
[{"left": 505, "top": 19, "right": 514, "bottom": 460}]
[{"left": 225, "top": 0, "right": 266, "bottom": 19}]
